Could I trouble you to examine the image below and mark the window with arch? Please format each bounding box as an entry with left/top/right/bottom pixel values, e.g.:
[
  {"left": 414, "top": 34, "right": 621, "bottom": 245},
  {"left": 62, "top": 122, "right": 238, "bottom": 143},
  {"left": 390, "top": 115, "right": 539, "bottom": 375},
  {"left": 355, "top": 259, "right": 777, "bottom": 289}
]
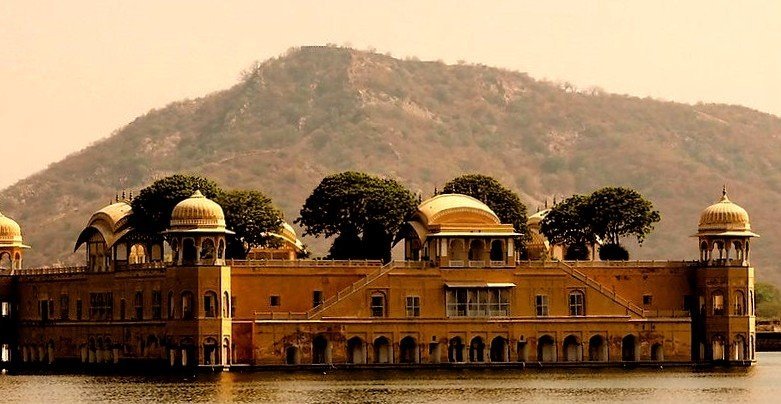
[
  {"left": 734, "top": 290, "right": 746, "bottom": 315},
  {"left": 223, "top": 291, "right": 230, "bottom": 318},
  {"left": 181, "top": 291, "right": 194, "bottom": 320},
  {"left": 182, "top": 238, "right": 196, "bottom": 265},
  {"left": 712, "top": 291, "right": 725, "bottom": 315},
  {"left": 489, "top": 240, "right": 504, "bottom": 262},
  {"left": 201, "top": 239, "right": 215, "bottom": 261},
  {"left": 568, "top": 290, "right": 585, "bottom": 316},
  {"left": 134, "top": 291, "right": 144, "bottom": 320},
  {"left": 167, "top": 291, "right": 175, "bottom": 319},
  {"left": 217, "top": 239, "right": 225, "bottom": 259},
  {"left": 13, "top": 252, "right": 21, "bottom": 269},
  {"left": 203, "top": 291, "right": 218, "bottom": 318},
  {"left": 0, "top": 252, "right": 12, "bottom": 270},
  {"left": 370, "top": 292, "right": 386, "bottom": 317}
]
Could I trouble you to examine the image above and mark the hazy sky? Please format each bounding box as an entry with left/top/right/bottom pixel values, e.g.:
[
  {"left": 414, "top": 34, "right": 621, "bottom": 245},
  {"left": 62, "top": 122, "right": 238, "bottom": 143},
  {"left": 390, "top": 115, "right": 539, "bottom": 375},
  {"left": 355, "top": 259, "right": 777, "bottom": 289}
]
[{"left": 1, "top": 1, "right": 779, "bottom": 189}]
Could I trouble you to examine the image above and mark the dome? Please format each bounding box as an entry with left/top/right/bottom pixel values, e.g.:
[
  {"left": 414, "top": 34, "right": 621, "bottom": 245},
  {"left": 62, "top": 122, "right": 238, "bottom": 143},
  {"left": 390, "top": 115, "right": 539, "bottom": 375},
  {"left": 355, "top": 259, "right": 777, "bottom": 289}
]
[
  {"left": 527, "top": 209, "right": 550, "bottom": 227},
  {"left": 0, "top": 211, "right": 23, "bottom": 245},
  {"left": 697, "top": 188, "right": 757, "bottom": 237},
  {"left": 416, "top": 194, "right": 500, "bottom": 226},
  {"left": 169, "top": 190, "right": 227, "bottom": 231}
]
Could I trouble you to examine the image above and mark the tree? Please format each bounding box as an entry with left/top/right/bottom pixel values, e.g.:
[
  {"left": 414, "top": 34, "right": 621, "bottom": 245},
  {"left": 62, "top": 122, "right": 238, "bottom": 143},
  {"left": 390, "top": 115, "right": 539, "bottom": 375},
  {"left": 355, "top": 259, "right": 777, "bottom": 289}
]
[
  {"left": 131, "top": 174, "right": 283, "bottom": 259},
  {"left": 214, "top": 190, "right": 283, "bottom": 259},
  {"left": 131, "top": 174, "right": 221, "bottom": 234},
  {"left": 539, "top": 194, "right": 595, "bottom": 247},
  {"left": 588, "top": 187, "right": 660, "bottom": 246},
  {"left": 540, "top": 187, "right": 660, "bottom": 261},
  {"left": 756, "top": 282, "right": 781, "bottom": 319},
  {"left": 441, "top": 174, "right": 529, "bottom": 248},
  {"left": 296, "top": 171, "right": 416, "bottom": 262}
]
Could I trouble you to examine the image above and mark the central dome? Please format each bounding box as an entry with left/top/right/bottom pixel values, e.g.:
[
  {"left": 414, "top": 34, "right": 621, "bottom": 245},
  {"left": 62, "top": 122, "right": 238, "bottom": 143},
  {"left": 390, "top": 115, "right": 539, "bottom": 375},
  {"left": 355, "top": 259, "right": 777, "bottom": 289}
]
[
  {"left": 170, "top": 190, "right": 226, "bottom": 230},
  {"left": 697, "top": 189, "right": 751, "bottom": 233},
  {"left": 417, "top": 194, "right": 500, "bottom": 225},
  {"left": 0, "top": 211, "right": 23, "bottom": 244}
]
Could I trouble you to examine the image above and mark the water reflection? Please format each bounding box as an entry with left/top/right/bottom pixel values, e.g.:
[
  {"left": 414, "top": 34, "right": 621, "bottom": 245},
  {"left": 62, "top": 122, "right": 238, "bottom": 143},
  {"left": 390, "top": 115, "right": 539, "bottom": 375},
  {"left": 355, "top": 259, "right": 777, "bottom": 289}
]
[{"left": 1, "top": 354, "right": 779, "bottom": 403}]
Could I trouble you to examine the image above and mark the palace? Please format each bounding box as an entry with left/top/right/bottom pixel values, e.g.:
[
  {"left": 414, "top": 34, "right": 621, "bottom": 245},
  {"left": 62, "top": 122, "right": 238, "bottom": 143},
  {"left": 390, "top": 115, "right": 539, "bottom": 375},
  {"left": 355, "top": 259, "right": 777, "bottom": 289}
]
[{"left": 0, "top": 188, "right": 757, "bottom": 369}]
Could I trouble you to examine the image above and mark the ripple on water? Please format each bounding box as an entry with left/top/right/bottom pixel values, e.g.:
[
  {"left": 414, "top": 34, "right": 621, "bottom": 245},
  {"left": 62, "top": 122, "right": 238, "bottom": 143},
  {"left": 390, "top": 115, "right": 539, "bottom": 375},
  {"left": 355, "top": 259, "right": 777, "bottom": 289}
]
[{"left": 1, "top": 353, "right": 781, "bottom": 403}]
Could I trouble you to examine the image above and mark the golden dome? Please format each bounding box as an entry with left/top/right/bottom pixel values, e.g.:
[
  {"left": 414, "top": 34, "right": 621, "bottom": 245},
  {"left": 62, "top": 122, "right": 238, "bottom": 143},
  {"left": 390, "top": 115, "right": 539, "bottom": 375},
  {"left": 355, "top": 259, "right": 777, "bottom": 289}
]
[
  {"left": 169, "top": 190, "right": 227, "bottom": 230},
  {"left": 697, "top": 188, "right": 755, "bottom": 235},
  {"left": 527, "top": 209, "right": 550, "bottom": 227},
  {"left": 0, "top": 211, "right": 23, "bottom": 244},
  {"left": 417, "top": 194, "right": 500, "bottom": 225}
]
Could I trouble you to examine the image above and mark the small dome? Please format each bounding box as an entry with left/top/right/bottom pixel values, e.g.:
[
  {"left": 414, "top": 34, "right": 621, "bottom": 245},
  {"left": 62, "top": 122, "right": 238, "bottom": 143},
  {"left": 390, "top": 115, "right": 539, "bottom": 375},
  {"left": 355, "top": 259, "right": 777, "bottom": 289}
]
[
  {"left": 527, "top": 209, "right": 550, "bottom": 227},
  {"left": 698, "top": 189, "right": 751, "bottom": 233},
  {"left": 170, "top": 190, "right": 226, "bottom": 230},
  {"left": 0, "top": 211, "right": 23, "bottom": 244}
]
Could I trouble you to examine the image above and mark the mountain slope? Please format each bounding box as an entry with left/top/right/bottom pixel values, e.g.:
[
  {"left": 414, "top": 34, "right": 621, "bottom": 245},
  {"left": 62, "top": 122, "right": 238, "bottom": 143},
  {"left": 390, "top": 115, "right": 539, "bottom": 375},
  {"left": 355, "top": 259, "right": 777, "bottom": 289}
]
[{"left": 2, "top": 46, "right": 780, "bottom": 282}]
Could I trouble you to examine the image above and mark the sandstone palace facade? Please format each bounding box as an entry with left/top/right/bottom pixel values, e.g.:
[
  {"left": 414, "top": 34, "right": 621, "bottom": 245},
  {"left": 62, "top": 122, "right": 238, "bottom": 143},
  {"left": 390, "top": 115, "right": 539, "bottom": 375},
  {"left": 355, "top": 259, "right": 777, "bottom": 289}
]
[{"left": 0, "top": 189, "right": 757, "bottom": 369}]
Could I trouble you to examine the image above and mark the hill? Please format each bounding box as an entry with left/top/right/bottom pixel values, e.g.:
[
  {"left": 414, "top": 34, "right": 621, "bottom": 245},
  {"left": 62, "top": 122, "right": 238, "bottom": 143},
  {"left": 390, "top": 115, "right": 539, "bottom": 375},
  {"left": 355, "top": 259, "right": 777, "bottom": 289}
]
[{"left": 2, "top": 46, "right": 780, "bottom": 282}]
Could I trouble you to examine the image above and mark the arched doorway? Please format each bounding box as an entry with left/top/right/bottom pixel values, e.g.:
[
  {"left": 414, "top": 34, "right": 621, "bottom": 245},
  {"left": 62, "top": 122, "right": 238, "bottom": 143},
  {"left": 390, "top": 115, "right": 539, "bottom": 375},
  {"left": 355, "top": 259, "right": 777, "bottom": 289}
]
[
  {"left": 537, "top": 335, "right": 556, "bottom": 362},
  {"left": 285, "top": 346, "right": 301, "bottom": 365},
  {"left": 563, "top": 335, "right": 582, "bottom": 362},
  {"left": 469, "top": 336, "right": 485, "bottom": 362},
  {"left": 622, "top": 335, "right": 638, "bottom": 362},
  {"left": 312, "top": 334, "right": 331, "bottom": 364},
  {"left": 490, "top": 336, "right": 509, "bottom": 362},
  {"left": 733, "top": 335, "right": 747, "bottom": 361},
  {"left": 588, "top": 335, "right": 607, "bottom": 362},
  {"left": 203, "top": 337, "right": 219, "bottom": 365},
  {"left": 448, "top": 337, "right": 465, "bottom": 362},
  {"left": 517, "top": 341, "right": 529, "bottom": 362},
  {"left": 346, "top": 337, "right": 366, "bottom": 364},
  {"left": 373, "top": 336, "right": 392, "bottom": 364},
  {"left": 399, "top": 336, "right": 418, "bottom": 364},
  {"left": 651, "top": 342, "right": 664, "bottom": 361},
  {"left": 489, "top": 240, "right": 504, "bottom": 262},
  {"left": 712, "top": 335, "right": 726, "bottom": 361}
]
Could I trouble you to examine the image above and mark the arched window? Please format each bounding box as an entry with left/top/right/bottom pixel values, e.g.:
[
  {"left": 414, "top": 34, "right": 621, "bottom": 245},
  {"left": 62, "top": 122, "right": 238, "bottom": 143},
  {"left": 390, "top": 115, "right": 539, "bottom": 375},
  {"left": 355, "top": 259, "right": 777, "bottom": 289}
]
[
  {"left": 712, "top": 291, "right": 725, "bottom": 315},
  {"left": 468, "top": 239, "right": 485, "bottom": 262},
  {"left": 181, "top": 291, "right": 194, "bottom": 320},
  {"left": 734, "top": 291, "right": 746, "bottom": 315},
  {"left": 129, "top": 244, "right": 147, "bottom": 264},
  {"left": 203, "top": 291, "right": 218, "bottom": 318},
  {"left": 563, "top": 335, "right": 582, "bottom": 362},
  {"left": 347, "top": 337, "right": 366, "bottom": 364},
  {"left": 167, "top": 291, "right": 175, "bottom": 319},
  {"left": 182, "top": 239, "right": 196, "bottom": 265},
  {"left": 490, "top": 240, "right": 504, "bottom": 262},
  {"left": 568, "top": 290, "right": 585, "bottom": 316},
  {"left": 200, "top": 239, "right": 215, "bottom": 261},
  {"left": 151, "top": 244, "right": 163, "bottom": 262},
  {"left": 700, "top": 241, "right": 708, "bottom": 261},
  {"left": 223, "top": 292, "right": 230, "bottom": 318},
  {"left": 0, "top": 253, "right": 11, "bottom": 270},
  {"left": 217, "top": 239, "right": 225, "bottom": 259},
  {"left": 537, "top": 335, "right": 556, "bottom": 362},
  {"left": 370, "top": 292, "right": 386, "bottom": 317},
  {"left": 13, "top": 252, "right": 21, "bottom": 269}
]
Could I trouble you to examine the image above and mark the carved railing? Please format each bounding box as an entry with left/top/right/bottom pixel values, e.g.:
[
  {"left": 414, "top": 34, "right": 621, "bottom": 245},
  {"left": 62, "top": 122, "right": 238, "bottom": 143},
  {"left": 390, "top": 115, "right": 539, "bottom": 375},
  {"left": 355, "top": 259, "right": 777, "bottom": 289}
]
[
  {"left": 12, "top": 266, "right": 88, "bottom": 276},
  {"left": 230, "top": 259, "right": 382, "bottom": 268}
]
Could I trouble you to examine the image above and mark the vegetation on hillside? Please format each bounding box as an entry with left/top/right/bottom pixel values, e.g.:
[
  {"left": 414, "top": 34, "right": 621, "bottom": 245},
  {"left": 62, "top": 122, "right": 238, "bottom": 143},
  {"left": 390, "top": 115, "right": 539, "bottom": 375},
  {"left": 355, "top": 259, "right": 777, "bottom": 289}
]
[{"left": 0, "top": 46, "right": 779, "bottom": 283}]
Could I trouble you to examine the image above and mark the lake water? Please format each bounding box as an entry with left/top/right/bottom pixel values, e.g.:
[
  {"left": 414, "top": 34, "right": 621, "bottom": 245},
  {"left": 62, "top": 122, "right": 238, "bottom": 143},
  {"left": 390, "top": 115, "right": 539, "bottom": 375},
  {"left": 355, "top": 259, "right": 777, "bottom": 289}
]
[{"left": 3, "top": 353, "right": 781, "bottom": 403}]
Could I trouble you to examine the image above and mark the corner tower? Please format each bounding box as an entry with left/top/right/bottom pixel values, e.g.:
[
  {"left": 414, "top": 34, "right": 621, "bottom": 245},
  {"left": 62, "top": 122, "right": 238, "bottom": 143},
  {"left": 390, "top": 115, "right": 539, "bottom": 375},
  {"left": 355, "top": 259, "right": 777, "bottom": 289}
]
[
  {"left": 163, "top": 191, "right": 234, "bottom": 368},
  {"left": 0, "top": 211, "right": 29, "bottom": 271},
  {"left": 694, "top": 187, "right": 757, "bottom": 364}
]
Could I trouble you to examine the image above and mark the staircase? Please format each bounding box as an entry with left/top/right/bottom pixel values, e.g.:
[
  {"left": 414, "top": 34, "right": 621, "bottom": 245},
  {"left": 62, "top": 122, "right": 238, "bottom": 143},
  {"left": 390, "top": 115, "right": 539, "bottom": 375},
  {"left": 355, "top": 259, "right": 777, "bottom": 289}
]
[
  {"left": 307, "top": 261, "right": 400, "bottom": 319},
  {"left": 555, "top": 260, "right": 644, "bottom": 316}
]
